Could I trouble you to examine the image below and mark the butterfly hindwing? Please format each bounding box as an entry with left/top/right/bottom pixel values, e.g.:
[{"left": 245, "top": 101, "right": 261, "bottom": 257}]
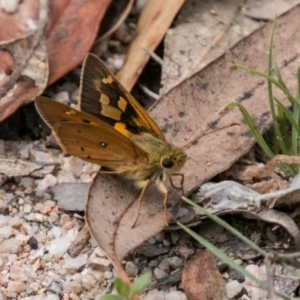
[
  {"left": 35, "top": 97, "right": 148, "bottom": 169},
  {"left": 53, "top": 122, "right": 143, "bottom": 169},
  {"left": 79, "top": 53, "right": 165, "bottom": 141}
]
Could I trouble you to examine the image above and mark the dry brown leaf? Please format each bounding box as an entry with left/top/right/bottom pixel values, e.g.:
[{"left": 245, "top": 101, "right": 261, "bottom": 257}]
[
  {"left": 0, "top": 0, "right": 110, "bottom": 121},
  {"left": 149, "top": 7, "right": 300, "bottom": 198},
  {"left": 0, "top": 0, "right": 39, "bottom": 43},
  {"left": 85, "top": 8, "right": 300, "bottom": 272},
  {"left": 161, "top": 0, "right": 259, "bottom": 94},
  {"left": 116, "top": 0, "right": 185, "bottom": 90},
  {"left": 192, "top": 177, "right": 300, "bottom": 246},
  {"left": 257, "top": 208, "right": 300, "bottom": 248},
  {"left": 225, "top": 155, "right": 300, "bottom": 193},
  {"left": 182, "top": 251, "right": 225, "bottom": 300},
  {"left": 246, "top": 179, "right": 290, "bottom": 194},
  {"left": 161, "top": 0, "right": 299, "bottom": 95},
  {"left": 0, "top": 158, "right": 55, "bottom": 177},
  {"left": 85, "top": 174, "right": 181, "bottom": 280},
  {"left": 46, "top": 0, "right": 111, "bottom": 85},
  {"left": 0, "top": 0, "right": 48, "bottom": 122},
  {"left": 243, "top": 0, "right": 300, "bottom": 19}
]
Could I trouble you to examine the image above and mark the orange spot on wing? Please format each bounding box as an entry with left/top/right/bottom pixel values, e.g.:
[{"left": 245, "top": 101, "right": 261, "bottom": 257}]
[{"left": 114, "top": 122, "right": 130, "bottom": 137}]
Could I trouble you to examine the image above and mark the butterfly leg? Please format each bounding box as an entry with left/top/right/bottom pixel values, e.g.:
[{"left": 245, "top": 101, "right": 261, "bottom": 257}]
[
  {"left": 156, "top": 181, "right": 169, "bottom": 226},
  {"left": 132, "top": 180, "right": 151, "bottom": 228},
  {"left": 170, "top": 173, "right": 185, "bottom": 196},
  {"left": 98, "top": 170, "right": 122, "bottom": 174}
]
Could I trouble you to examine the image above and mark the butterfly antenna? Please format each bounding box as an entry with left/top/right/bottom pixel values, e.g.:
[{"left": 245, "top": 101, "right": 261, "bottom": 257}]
[{"left": 182, "top": 122, "right": 240, "bottom": 151}]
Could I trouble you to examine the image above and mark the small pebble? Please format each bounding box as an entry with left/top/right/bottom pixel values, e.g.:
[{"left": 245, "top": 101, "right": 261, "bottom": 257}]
[
  {"left": 163, "top": 239, "right": 171, "bottom": 246},
  {"left": 44, "top": 200, "right": 56, "bottom": 207},
  {"left": 71, "top": 88, "right": 80, "bottom": 103},
  {"left": 6, "top": 280, "right": 26, "bottom": 293},
  {"left": 226, "top": 280, "right": 244, "bottom": 298},
  {"left": 55, "top": 91, "right": 69, "bottom": 105},
  {"left": 89, "top": 257, "right": 111, "bottom": 271},
  {"left": 10, "top": 264, "right": 29, "bottom": 281},
  {"left": 33, "top": 202, "right": 45, "bottom": 212},
  {"left": 8, "top": 254, "right": 18, "bottom": 263},
  {"left": 23, "top": 203, "right": 33, "bottom": 213},
  {"left": 0, "top": 225, "right": 12, "bottom": 239},
  {"left": 47, "top": 236, "right": 73, "bottom": 257},
  {"left": 19, "top": 146, "right": 30, "bottom": 159},
  {"left": 170, "top": 232, "right": 180, "bottom": 245},
  {"left": 81, "top": 273, "right": 97, "bottom": 289},
  {"left": 153, "top": 267, "right": 168, "bottom": 280},
  {"left": 62, "top": 157, "right": 83, "bottom": 178},
  {"left": 57, "top": 172, "right": 77, "bottom": 184},
  {"left": 20, "top": 177, "right": 35, "bottom": 188},
  {"left": 0, "top": 174, "right": 8, "bottom": 187},
  {"left": 0, "top": 0, "right": 19, "bottom": 13},
  {"left": 18, "top": 198, "right": 24, "bottom": 205},
  {"left": 148, "top": 237, "right": 156, "bottom": 244},
  {"left": 154, "top": 232, "right": 165, "bottom": 242},
  {"left": 104, "top": 271, "right": 113, "bottom": 279},
  {"left": 45, "top": 279, "right": 63, "bottom": 297},
  {"left": 24, "top": 186, "right": 34, "bottom": 194},
  {"left": 125, "top": 261, "right": 138, "bottom": 277},
  {"left": 177, "top": 245, "right": 194, "bottom": 259},
  {"left": 65, "top": 254, "right": 88, "bottom": 273},
  {"left": 0, "top": 140, "right": 5, "bottom": 155},
  {"left": 15, "top": 190, "right": 25, "bottom": 197},
  {"left": 36, "top": 174, "right": 58, "bottom": 196},
  {"left": 165, "top": 291, "right": 188, "bottom": 300},
  {"left": 0, "top": 238, "right": 22, "bottom": 254},
  {"left": 144, "top": 289, "right": 165, "bottom": 300}
]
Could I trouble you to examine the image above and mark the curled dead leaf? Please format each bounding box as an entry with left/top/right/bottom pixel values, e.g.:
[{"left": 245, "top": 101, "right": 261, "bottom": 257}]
[
  {"left": 85, "top": 174, "right": 181, "bottom": 280},
  {"left": 182, "top": 251, "right": 226, "bottom": 300}
]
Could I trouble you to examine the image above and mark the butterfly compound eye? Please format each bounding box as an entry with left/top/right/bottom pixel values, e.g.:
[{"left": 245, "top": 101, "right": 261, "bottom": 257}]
[{"left": 162, "top": 157, "right": 173, "bottom": 168}]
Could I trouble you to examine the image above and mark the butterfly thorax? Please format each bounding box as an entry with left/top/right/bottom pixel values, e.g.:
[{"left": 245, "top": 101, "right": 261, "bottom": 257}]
[{"left": 115, "top": 133, "right": 186, "bottom": 184}]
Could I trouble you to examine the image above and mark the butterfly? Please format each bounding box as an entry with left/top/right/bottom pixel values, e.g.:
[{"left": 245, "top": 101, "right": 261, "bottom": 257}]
[{"left": 35, "top": 53, "right": 187, "bottom": 227}]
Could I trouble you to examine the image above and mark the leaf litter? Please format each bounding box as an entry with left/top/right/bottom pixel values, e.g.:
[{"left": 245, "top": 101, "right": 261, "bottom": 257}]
[
  {"left": 0, "top": 1, "right": 300, "bottom": 299},
  {"left": 0, "top": 0, "right": 111, "bottom": 121},
  {"left": 82, "top": 7, "right": 300, "bottom": 297}
]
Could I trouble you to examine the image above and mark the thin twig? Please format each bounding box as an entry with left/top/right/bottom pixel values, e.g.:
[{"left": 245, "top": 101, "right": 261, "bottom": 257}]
[
  {"left": 139, "top": 84, "right": 159, "bottom": 100},
  {"left": 94, "top": 0, "right": 134, "bottom": 44},
  {"left": 141, "top": 45, "right": 163, "bottom": 65}
]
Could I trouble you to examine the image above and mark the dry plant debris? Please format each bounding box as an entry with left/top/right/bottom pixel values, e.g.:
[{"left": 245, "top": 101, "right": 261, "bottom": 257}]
[
  {"left": 0, "top": 1, "right": 300, "bottom": 299},
  {"left": 116, "top": 0, "right": 185, "bottom": 91},
  {"left": 0, "top": 0, "right": 110, "bottom": 121},
  {"left": 161, "top": 0, "right": 300, "bottom": 94},
  {"left": 150, "top": 6, "right": 300, "bottom": 197}
]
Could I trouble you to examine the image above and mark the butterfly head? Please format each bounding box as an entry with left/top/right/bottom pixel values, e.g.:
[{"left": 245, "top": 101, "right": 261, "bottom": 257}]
[{"left": 159, "top": 146, "right": 186, "bottom": 180}]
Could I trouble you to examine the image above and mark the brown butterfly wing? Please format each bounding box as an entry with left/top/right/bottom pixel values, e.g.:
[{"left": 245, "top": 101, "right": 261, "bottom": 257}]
[
  {"left": 53, "top": 122, "right": 144, "bottom": 169},
  {"left": 79, "top": 53, "right": 165, "bottom": 141},
  {"left": 35, "top": 97, "right": 148, "bottom": 169}
]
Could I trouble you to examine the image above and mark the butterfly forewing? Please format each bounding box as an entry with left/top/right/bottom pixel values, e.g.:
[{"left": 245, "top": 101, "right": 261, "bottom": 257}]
[
  {"left": 54, "top": 122, "right": 145, "bottom": 169},
  {"left": 79, "top": 53, "right": 165, "bottom": 141},
  {"left": 35, "top": 97, "right": 148, "bottom": 169}
]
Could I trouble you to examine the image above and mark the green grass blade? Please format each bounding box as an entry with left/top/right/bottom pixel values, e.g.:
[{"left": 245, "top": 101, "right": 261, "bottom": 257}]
[
  {"left": 274, "top": 98, "right": 300, "bottom": 138},
  {"left": 222, "top": 102, "right": 274, "bottom": 158},
  {"left": 234, "top": 64, "right": 295, "bottom": 106},
  {"left": 180, "top": 196, "right": 292, "bottom": 299},
  {"left": 177, "top": 221, "right": 291, "bottom": 300},
  {"left": 130, "top": 272, "right": 151, "bottom": 297},
  {"left": 274, "top": 62, "right": 297, "bottom": 105},
  {"left": 266, "top": 20, "right": 289, "bottom": 156},
  {"left": 292, "top": 69, "right": 300, "bottom": 154},
  {"left": 182, "top": 197, "right": 267, "bottom": 256}
]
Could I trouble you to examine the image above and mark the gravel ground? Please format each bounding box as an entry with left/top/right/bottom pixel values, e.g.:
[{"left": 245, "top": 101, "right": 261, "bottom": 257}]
[{"left": 0, "top": 137, "right": 192, "bottom": 300}]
